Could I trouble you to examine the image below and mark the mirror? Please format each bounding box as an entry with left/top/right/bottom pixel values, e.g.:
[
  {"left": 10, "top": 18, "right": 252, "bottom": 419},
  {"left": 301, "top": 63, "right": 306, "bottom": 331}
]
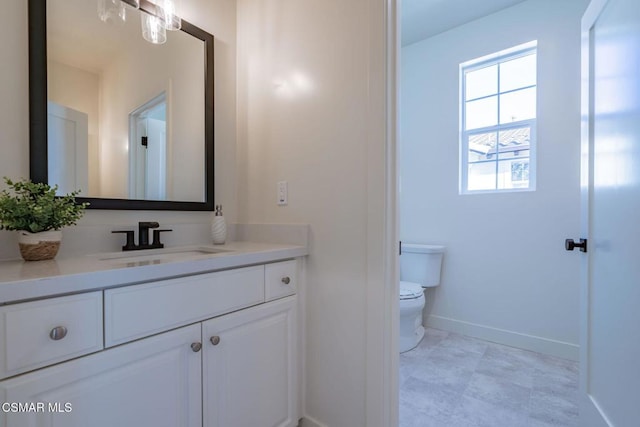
[{"left": 28, "top": 0, "right": 214, "bottom": 210}]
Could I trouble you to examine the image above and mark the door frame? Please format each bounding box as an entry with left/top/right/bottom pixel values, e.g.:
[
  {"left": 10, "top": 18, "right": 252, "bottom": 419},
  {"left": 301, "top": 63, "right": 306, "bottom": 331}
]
[
  {"left": 579, "top": 0, "right": 614, "bottom": 425},
  {"left": 128, "top": 92, "right": 167, "bottom": 199},
  {"left": 365, "top": 0, "right": 399, "bottom": 426}
]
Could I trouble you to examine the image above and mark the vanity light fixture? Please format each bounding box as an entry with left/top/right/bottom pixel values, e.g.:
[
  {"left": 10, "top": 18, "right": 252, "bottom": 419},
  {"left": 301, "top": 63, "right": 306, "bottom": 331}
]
[
  {"left": 141, "top": 11, "right": 167, "bottom": 44},
  {"left": 97, "top": 0, "right": 128, "bottom": 26},
  {"left": 161, "top": 0, "right": 182, "bottom": 31},
  {"left": 98, "top": 0, "right": 181, "bottom": 45}
]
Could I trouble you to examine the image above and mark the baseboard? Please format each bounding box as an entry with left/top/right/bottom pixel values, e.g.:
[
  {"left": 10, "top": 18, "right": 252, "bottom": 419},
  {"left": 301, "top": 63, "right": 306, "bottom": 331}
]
[
  {"left": 298, "top": 415, "right": 328, "bottom": 427},
  {"left": 426, "top": 315, "right": 579, "bottom": 361}
]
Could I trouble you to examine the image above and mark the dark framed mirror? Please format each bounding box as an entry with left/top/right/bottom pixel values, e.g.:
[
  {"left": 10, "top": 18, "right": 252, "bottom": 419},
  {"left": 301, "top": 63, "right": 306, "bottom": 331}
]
[{"left": 28, "top": 0, "right": 214, "bottom": 210}]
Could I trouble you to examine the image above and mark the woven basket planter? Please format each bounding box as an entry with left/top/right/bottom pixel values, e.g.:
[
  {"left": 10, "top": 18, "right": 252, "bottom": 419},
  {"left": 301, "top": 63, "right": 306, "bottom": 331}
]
[{"left": 17, "top": 230, "right": 62, "bottom": 261}]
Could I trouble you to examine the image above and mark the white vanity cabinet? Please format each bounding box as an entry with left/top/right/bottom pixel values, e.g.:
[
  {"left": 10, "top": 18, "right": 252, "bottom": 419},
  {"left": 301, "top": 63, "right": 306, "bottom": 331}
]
[
  {"left": 0, "top": 323, "right": 202, "bottom": 427},
  {"left": 0, "top": 258, "right": 301, "bottom": 427},
  {"left": 203, "top": 296, "right": 297, "bottom": 427}
]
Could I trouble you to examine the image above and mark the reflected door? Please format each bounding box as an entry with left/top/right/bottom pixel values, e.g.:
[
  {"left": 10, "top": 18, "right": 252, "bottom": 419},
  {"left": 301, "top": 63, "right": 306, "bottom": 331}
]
[
  {"left": 47, "top": 101, "right": 89, "bottom": 195},
  {"left": 145, "top": 118, "right": 167, "bottom": 200}
]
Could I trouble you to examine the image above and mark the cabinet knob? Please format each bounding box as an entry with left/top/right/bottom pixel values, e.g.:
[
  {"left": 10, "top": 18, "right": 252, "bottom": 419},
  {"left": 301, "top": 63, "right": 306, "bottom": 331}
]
[
  {"left": 281, "top": 276, "right": 291, "bottom": 285},
  {"left": 49, "top": 326, "right": 68, "bottom": 341},
  {"left": 210, "top": 336, "right": 221, "bottom": 346},
  {"left": 191, "top": 342, "right": 202, "bottom": 352}
]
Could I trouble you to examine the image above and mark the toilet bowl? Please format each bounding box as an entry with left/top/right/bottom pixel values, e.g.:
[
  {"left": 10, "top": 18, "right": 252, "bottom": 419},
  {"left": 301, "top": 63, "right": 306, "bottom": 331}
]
[
  {"left": 399, "top": 281, "right": 425, "bottom": 353},
  {"left": 399, "top": 244, "right": 445, "bottom": 353}
]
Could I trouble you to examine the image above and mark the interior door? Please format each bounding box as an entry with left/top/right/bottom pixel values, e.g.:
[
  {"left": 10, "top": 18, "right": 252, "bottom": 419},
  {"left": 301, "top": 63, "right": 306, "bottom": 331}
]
[
  {"left": 579, "top": 0, "right": 640, "bottom": 425},
  {"left": 47, "top": 101, "right": 89, "bottom": 195}
]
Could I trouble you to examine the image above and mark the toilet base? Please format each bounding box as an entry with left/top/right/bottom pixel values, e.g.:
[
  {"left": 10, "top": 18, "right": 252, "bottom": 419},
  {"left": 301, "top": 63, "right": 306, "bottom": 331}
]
[{"left": 399, "top": 325, "right": 425, "bottom": 353}]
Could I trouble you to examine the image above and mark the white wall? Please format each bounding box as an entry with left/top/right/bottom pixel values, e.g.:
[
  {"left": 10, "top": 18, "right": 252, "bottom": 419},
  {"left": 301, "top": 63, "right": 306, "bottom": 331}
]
[
  {"left": 0, "top": 0, "right": 237, "bottom": 260},
  {"left": 236, "top": 0, "right": 391, "bottom": 425},
  {"left": 401, "top": 0, "right": 589, "bottom": 359}
]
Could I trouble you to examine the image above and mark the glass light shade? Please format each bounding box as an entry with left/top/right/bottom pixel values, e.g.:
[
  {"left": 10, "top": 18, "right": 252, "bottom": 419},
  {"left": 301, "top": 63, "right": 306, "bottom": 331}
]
[
  {"left": 97, "top": 0, "right": 126, "bottom": 26},
  {"left": 141, "top": 12, "right": 167, "bottom": 44},
  {"left": 161, "top": 0, "right": 181, "bottom": 31}
]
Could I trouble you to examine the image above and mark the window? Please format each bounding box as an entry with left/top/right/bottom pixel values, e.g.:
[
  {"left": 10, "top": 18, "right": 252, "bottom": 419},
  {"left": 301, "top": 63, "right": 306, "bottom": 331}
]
[{"left": 460, "top": 42, "right": 537, "bottom": 193}]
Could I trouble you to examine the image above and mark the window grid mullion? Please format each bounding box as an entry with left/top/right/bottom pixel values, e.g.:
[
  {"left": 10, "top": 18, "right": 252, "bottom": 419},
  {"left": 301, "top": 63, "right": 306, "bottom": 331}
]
[
  {"left": 465, "top": 84, "right": 536, "bottom": 103},
  {"left": 464, "top": 119, "right": 535, "bottom": 137},
  {"left": 469, "top": 155, "right": 530, "bottom": 166}
]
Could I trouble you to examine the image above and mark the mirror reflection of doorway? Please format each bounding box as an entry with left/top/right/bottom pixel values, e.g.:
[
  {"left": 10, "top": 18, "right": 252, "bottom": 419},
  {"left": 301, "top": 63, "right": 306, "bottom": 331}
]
[
  {"left": 129, "top": 93, "right": 167, "bottom": 200},
  {"left": 47, "top": 101, "right": 89, "bottom": 196}
]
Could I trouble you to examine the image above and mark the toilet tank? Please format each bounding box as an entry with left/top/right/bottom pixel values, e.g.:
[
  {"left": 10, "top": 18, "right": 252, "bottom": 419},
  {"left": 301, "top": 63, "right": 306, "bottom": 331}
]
[{"left": 400, "top": 243, "right": 445, "bottom": 288}]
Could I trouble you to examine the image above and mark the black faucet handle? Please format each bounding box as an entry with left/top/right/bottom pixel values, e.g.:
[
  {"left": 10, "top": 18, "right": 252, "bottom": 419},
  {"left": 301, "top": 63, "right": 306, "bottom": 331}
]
[
  {"left": 138, "top": 222, "right": 160, "bottom": 247},
  {"left": 152, "top": 229, "right": 173, "bottom": 248},
  {"left": 112, "top": 230, "right": 137, "bottom": 251},
  {"left": 138, "top": 221, "right": 160, "bottom": 229}
]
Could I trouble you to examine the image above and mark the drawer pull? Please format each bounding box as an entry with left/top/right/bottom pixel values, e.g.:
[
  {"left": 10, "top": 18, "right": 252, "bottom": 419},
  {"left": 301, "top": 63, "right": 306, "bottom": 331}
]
[
  {"left": 191, "top": 342, "right": 202, "bottom": 352},
  {"left": 281, "top": 277, "right": 291, "bottom": 285},
  {"left": 210, "top": 336, "right": 221, "bottom": 346},
  {"left": 49, "top": 326, "right": 68, "bottom": 341}
]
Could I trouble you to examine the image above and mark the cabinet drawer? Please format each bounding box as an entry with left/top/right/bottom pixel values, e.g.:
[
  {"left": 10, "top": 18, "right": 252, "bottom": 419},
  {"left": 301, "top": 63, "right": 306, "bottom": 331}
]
[
  {"left": 265, "top": 260, "right": 297, "bottom": 301},
  {"left": 0, "top": 292, "right": 103, "bottom": 380},
  {"left": 105, "top": 266, "right": 265, "bottom": 347}
]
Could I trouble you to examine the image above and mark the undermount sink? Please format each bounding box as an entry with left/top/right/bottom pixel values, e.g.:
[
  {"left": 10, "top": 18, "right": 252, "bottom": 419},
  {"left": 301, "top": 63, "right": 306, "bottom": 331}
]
[{"left": 94, "top": 246, "right": 234, "bottom": 265}]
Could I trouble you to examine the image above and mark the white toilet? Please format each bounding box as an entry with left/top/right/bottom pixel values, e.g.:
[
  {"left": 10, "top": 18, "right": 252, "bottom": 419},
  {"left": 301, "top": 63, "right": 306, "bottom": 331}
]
[{"left": 399, "top": 243, "right": 445, "bottom": 353}]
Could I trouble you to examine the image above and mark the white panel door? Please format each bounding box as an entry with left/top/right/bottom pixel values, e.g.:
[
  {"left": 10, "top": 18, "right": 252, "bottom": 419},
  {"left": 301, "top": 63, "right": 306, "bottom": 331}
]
[
  {"left": 0, "top": 324, "right": 202, "bottom": 427},
  {"left": 579, "top": 0, "right": 640, "bottom": 425},
  {"left": 47, "top": 101, "right": 88, "bottom": 196},
  {"left": 203, "top": 297, "right": 298, "bottom": 427}
]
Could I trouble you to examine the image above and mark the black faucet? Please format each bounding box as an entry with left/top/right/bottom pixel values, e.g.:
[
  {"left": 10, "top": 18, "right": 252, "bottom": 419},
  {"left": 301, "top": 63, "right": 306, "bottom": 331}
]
[
  {"left": 112, "top": 222, "right": 173, "bottom": 251},
  {"left": 138, "top": 221, "right": 158, "bottom": 247}
]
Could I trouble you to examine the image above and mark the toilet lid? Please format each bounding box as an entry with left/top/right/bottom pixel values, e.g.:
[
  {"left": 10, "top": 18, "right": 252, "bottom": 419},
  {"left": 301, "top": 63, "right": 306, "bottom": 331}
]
[{"left": 399, "top": 281, "right": 423, "bottom": 300}]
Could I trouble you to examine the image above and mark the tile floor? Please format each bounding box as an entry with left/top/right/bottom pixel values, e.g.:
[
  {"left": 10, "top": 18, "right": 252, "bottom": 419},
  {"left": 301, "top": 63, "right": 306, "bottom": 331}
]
[{"left": 400, "top": 328, "right": 579, "bottom": 427}]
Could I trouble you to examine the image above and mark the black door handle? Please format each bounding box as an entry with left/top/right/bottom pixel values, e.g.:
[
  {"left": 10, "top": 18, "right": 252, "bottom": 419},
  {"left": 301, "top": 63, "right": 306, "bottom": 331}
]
[{"left": 565, "top": 238, "right": 587, "bottom": 252}]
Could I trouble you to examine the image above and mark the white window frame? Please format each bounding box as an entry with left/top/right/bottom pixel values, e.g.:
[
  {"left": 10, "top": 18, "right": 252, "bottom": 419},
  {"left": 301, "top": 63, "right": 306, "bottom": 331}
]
[{"left": 460, "top": 42, "right": 538, "bottom": 194}]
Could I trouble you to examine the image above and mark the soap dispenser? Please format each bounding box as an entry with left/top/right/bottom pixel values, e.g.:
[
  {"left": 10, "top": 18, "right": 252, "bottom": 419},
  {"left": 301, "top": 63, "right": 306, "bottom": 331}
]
[{"left": 211, "top": 205, "right": 227, "bottom": 245}]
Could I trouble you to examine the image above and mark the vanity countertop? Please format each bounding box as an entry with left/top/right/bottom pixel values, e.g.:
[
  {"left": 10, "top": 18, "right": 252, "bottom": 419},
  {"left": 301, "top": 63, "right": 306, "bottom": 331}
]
[{"left": 0, "top": 241, "right": 307, "bottom": 305}]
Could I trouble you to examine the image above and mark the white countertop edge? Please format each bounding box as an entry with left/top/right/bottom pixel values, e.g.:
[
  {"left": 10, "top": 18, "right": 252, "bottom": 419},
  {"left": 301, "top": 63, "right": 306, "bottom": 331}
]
[{"left": 0, "top": 242, "right": 307, "bottom": 304}]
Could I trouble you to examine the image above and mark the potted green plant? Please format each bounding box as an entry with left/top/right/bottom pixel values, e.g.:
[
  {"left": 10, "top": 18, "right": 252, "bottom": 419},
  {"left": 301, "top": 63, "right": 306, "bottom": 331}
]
[{"left": 0, "top": 178, "right": 88, "bottom": 261}]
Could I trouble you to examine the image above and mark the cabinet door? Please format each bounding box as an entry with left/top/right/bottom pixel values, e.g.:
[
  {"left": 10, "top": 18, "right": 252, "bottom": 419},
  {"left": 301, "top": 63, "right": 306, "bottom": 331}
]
[
  {"left": 203, "top": 296, "right": 298, "bottom": 427},
  {"left": 0, "top": 324, "right": 202, "bottom": 427}
]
